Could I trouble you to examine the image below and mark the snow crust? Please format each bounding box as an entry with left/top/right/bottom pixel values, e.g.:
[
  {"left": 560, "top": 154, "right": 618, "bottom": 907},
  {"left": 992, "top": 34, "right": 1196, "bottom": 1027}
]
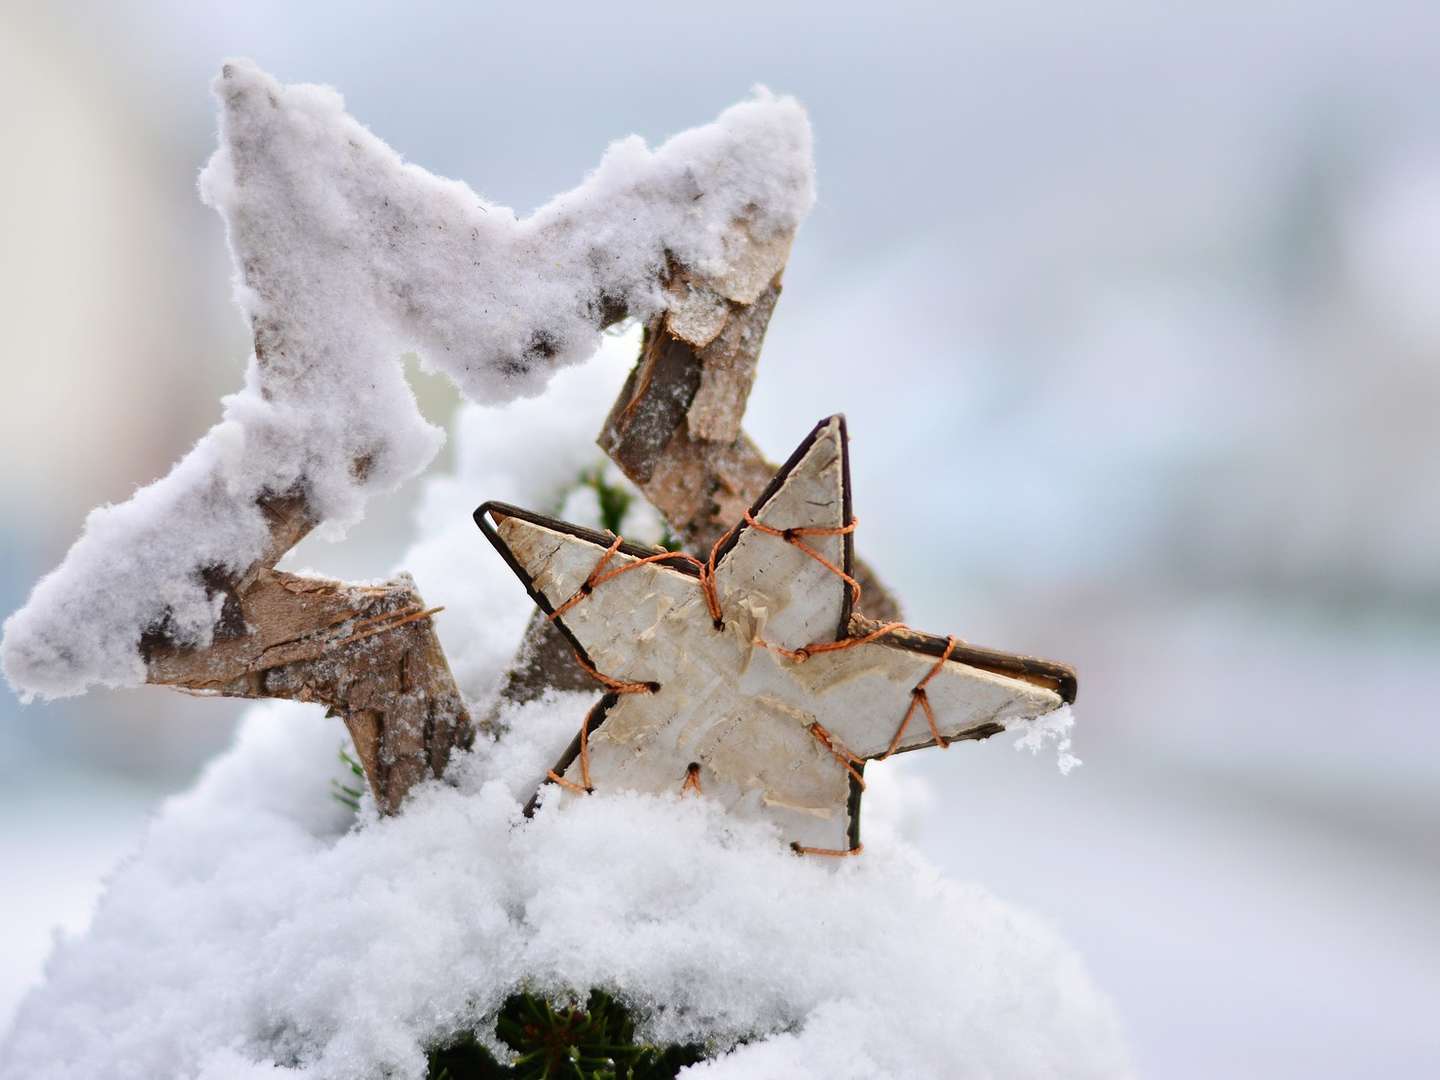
[
  {"left": 1, "top": 59, "right": 813, "bottom": 699},
  {"left": 0, "top": 341, "right": 1126, "bottom": 1079}
]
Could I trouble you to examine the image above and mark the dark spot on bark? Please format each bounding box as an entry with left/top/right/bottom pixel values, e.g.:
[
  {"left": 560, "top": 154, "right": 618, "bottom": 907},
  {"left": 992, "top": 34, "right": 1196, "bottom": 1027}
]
[{"left": 525, "top": 330, "right": 558, "bottom": 361}]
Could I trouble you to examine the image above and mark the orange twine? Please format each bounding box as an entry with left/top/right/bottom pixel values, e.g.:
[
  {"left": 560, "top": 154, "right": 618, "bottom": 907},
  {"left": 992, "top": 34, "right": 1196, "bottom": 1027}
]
[
  {"left": 547, "top": 706, "right": 600, "bottom": 795},
  {"left": 546, "top": 769, "right": 589, "bottom": 795},
  {"left": 332, "top": 605, "right": 444, "bottom": 648},
  {"left": 742, "top": 510, "right": 861, "bottom": 607},
  {"left": 568, "top": 649, "right": 656, "bottom": 697},
  {"left": 549, "top": 536, "right": 713, "bottom": 623},
  {"left": 880, "top": 636, "right": 958, "bottom": 759},
  {"left": 680, "top": 762, "right": 702, "bottom": 796},
  {"left": 755, "top": 619, "right": 906, "bottom": 664},
  {"left": 807, "top": 721, "right": 866, "bottom": 789},
  {"left": 791, "top": 842, "right": 865, "bottom": 858},
  {"left": 698, "top": 520, "right": 739, "bottom": 629}
]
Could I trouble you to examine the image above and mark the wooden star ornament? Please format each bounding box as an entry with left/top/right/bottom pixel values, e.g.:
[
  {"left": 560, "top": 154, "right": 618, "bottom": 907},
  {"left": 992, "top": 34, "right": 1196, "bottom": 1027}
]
[{"left": 475, "top": 417, "right": 1077, "bottom": 856}]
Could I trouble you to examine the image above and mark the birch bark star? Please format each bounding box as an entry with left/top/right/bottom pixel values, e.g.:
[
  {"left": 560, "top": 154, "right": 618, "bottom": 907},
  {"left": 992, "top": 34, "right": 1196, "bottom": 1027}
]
[{"left": 477, "top": 415, "right": 1075, "bottom": 854}]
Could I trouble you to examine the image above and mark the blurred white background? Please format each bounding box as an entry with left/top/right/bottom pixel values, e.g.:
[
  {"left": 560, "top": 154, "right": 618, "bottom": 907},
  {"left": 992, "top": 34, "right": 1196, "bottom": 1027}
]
[{"left": 2, "top": 2, "right": 1438, "bottom": 1075}]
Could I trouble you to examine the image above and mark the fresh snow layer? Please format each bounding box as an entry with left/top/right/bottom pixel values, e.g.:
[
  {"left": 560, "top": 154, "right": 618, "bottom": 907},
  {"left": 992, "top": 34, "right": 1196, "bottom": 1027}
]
[
  {"left": 0, "top": 340, "right": 1127, "bottom": 1079},
  {"left": 1, "top": 59, "right": 813, "bottom": 699},
  {"left": 2, "top": 700, "right": 1126, "bottom": 1080}
]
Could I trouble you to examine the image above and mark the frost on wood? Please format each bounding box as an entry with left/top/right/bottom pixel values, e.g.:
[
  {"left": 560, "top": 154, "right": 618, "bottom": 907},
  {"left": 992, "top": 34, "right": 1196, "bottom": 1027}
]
[{"left": 0, "top": 59, "right": 813, "bottom": 702}]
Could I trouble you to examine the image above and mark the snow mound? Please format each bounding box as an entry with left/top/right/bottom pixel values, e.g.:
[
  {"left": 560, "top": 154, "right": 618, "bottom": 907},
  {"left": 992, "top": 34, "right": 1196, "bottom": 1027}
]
[
  {"left": 1, "top": 694, "right": 1127, "bottom": 1079},
  {"left": 1, "top": 60, "right": 813, "bottom": 699}
]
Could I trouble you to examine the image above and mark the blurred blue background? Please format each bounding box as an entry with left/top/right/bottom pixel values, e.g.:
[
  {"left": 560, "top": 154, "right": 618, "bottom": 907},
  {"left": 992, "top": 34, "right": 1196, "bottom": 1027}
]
[{"left": 2, "top": 3, "right": 1438, "bottom": 1075}]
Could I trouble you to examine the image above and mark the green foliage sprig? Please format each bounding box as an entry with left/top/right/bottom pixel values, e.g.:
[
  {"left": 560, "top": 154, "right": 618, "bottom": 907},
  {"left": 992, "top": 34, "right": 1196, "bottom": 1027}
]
[
  {"left": 428, "top": 990, "right": 705, "bottom": 1080},
  {"left": 578, "top": 466, "right": 632, "bottom": 536},
  {"left": 577, "top": 465, "right": 681, "bottom": 551},
  {"left": 330, "top": 746, "right": 367, "bottom": 812}
]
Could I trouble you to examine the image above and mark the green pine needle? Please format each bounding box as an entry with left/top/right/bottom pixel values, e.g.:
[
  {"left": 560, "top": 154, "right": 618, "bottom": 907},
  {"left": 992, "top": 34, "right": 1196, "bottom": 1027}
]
[
  {"left": 331, "top": 745, "right": 368, "bottom": 811},
  {"left": 577, "top": 464, "right": 681, "bottom": 552},
  {"left": 579, "top": 466, "right": 632, "bottom": 536}
]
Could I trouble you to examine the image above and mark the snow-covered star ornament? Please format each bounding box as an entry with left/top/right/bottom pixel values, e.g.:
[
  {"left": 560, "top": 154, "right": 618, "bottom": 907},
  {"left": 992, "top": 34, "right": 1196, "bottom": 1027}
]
[{"left": 476, "top": 417, "right": 1076, "bottom": 855}]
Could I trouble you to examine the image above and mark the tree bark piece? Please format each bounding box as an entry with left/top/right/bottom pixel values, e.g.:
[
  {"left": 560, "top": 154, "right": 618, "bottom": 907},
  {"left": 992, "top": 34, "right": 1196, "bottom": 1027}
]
[
  {"left": 496, "top": 610, "right": 599, "bottom": 704},
  {"left": 146, "top": 561, "right": 470, "bottom": 813},
  {"left": 143, "top": 492, "right": 472, "bottom": 815},
  {"left": 600, "top": 275, "right": 901, "bottom": 617},
  {"left": 600, "top": 280, "right": 781, "bottom": 549}
]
